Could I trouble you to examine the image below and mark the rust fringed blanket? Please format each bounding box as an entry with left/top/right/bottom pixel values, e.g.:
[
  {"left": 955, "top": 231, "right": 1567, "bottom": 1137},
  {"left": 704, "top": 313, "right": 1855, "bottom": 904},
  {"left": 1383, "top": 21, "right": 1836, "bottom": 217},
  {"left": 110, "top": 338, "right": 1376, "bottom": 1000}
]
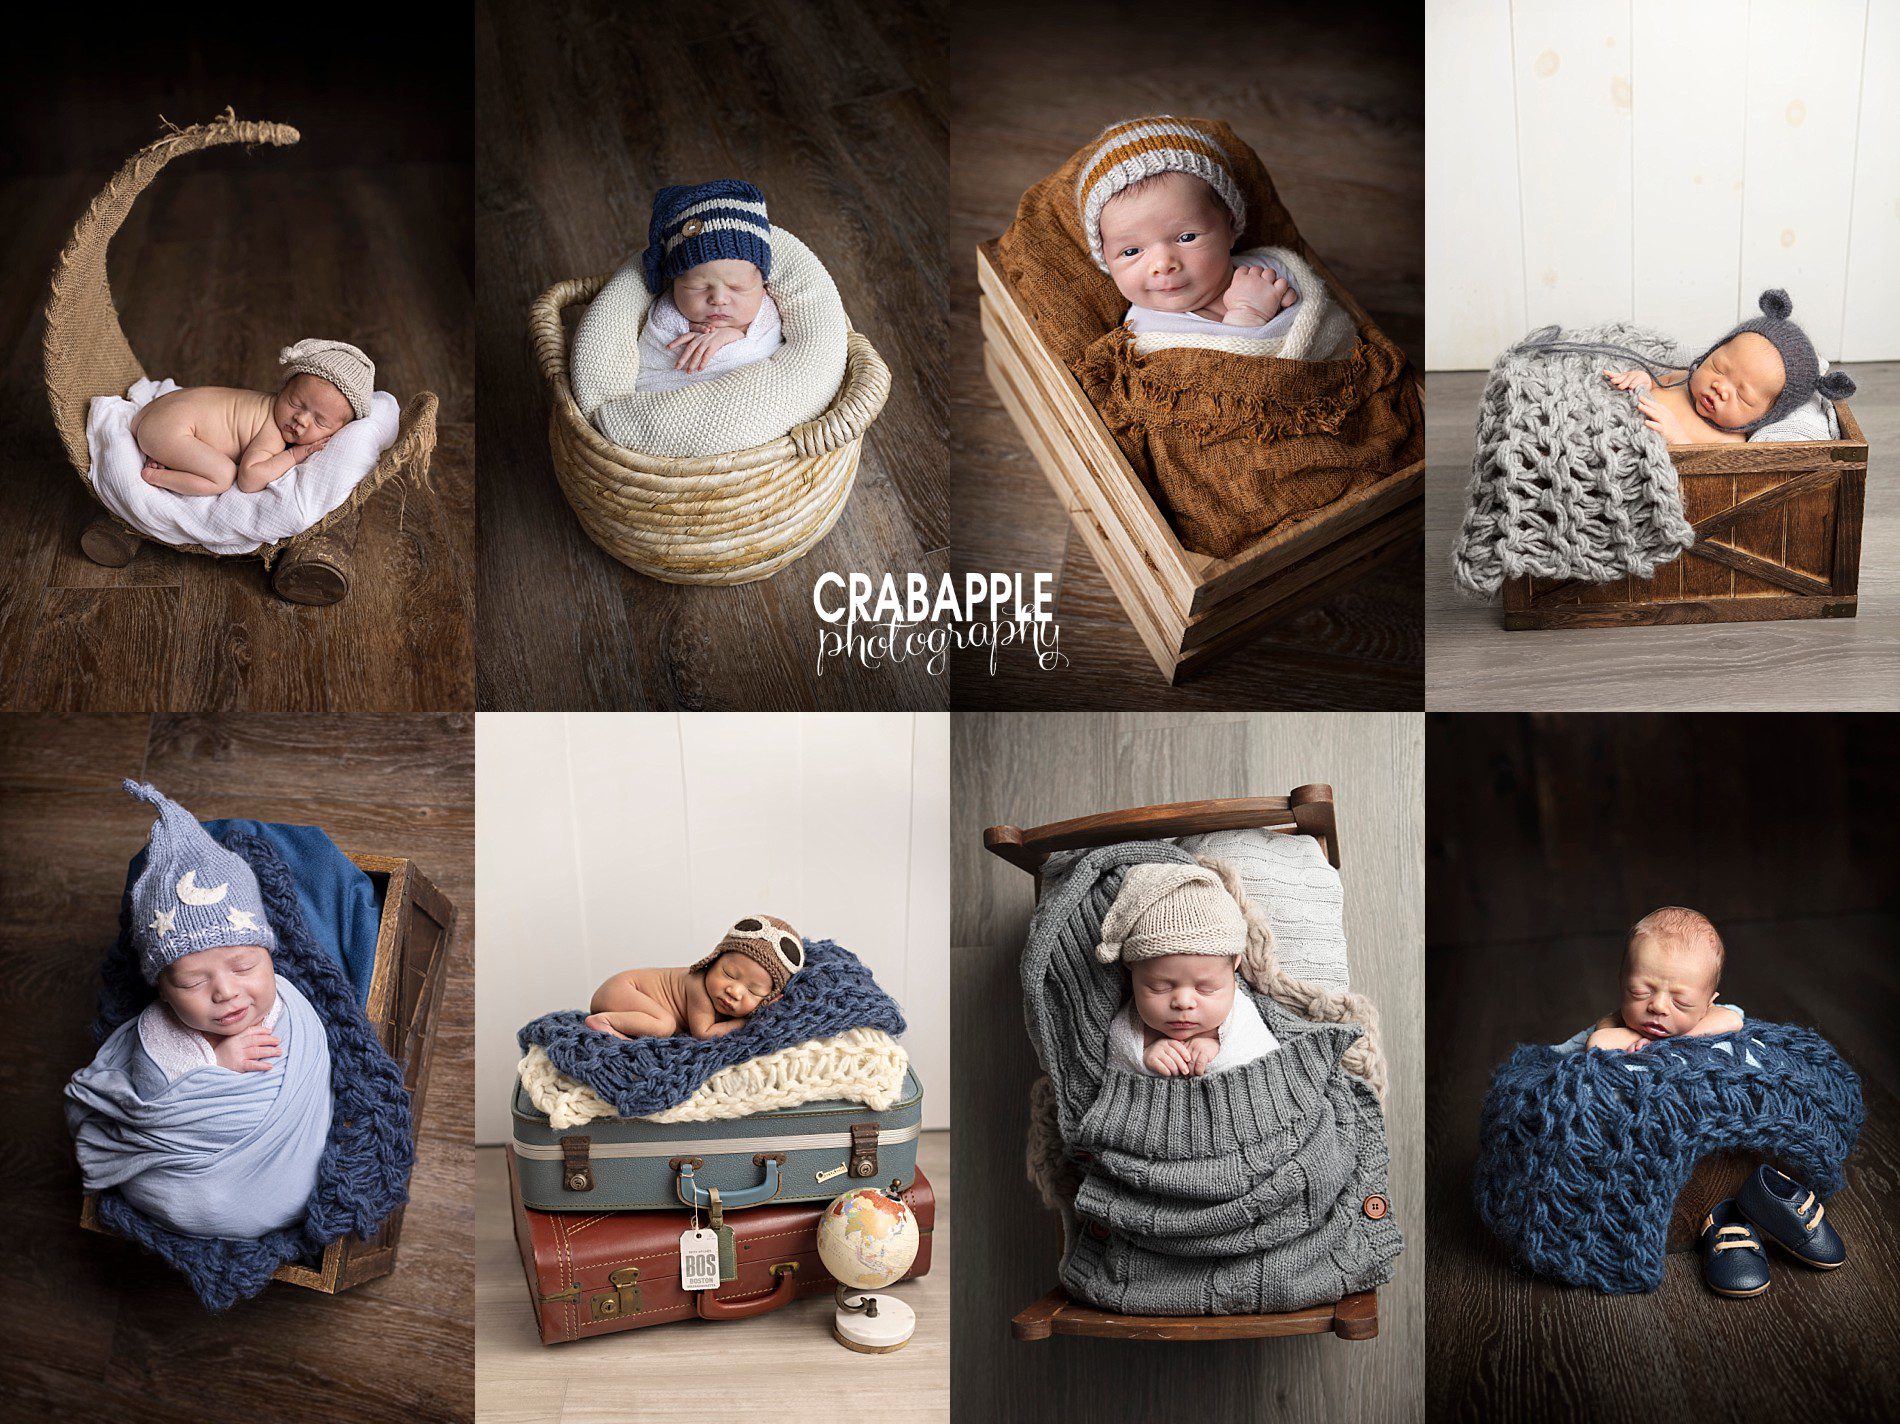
[{"left": 996, "top": 118, "right": 1421, "bottom": 560}]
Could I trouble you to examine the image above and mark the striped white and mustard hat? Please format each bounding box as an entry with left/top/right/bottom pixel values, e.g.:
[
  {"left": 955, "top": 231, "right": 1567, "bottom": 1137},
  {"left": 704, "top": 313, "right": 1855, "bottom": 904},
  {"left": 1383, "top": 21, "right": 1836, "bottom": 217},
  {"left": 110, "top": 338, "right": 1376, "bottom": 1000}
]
[
  {"left": 1076, "top": 117, "right": 1246, "bottom": 271},
  {"left": 640, "top": 180, "right": 773, "bottom": 294}
]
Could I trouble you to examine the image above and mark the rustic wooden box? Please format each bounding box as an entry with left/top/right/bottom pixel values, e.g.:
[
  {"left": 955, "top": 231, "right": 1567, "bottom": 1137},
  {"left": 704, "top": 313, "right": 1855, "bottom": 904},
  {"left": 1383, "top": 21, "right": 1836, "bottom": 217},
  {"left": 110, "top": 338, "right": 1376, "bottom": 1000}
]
[
  {"left": 1501, "top": 405, "right": 1867, "bottom": 629},
  {"left": 81, "top": 850, "right": 455, "bottom": 1297},
  {"left": 977, "top": 240, "right": 1424, "bottom": 684}
]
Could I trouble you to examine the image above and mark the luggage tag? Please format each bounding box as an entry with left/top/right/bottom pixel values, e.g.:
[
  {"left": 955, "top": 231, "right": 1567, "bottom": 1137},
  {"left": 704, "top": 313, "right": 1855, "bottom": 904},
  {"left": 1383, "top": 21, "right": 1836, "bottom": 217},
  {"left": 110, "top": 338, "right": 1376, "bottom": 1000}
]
[
  {"left": 708, "top": 1187, "right": 738, "bottom": 1283},
  {"left": 680, "top": 1197, "right": 721, "bottom": 1292}
]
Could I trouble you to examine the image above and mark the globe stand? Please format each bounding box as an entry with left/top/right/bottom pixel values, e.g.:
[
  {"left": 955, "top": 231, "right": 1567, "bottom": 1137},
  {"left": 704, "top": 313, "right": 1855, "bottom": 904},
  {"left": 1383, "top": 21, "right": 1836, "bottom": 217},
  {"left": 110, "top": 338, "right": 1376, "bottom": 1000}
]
[{"left": 832, "top": 1283, "right": 915, "bottom": 1354}]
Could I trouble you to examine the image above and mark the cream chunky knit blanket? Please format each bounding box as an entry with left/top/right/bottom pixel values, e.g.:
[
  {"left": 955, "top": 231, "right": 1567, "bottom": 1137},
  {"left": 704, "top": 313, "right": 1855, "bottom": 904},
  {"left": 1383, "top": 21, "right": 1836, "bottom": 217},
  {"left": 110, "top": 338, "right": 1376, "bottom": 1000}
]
[
  {"left": 1127, "top": 246, "right": 1356, "bottom": 362},
  {"left": 517, "top": 1027, "right": 910, "bottom": 1129},
  {"left": 1453, "top": 322, "right": 1694, "bottom": 598},
  {"left": 570, "top": 226, "right": 849, "bottom": 459}
]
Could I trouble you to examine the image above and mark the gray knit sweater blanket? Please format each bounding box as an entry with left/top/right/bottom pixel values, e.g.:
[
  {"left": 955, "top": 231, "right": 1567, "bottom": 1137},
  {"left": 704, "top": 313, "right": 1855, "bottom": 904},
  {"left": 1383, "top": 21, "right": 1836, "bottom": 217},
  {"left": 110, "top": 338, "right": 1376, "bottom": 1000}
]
[
  {"left": 1452, "top": 323, "right": 1695, "bottom": 598},
  {"left": 1022, "top": 841, "right": 1403, "bottom": 1315}
]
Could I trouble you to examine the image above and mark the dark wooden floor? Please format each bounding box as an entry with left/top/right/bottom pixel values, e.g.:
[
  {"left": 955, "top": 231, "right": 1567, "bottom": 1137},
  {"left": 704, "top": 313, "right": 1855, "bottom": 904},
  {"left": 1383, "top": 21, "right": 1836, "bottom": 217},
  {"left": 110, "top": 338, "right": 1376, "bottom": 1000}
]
[
  {"left": 474, "top": 0, "right": 948, "bottom": 710},
  {"left": 0, "top": 715, "right": 474, "bottom": 1424},
  {"left": 0, "top": 60, "right": 474, "bottom": 712},
  {"left": 1426, "top": 715, "right": 1900, "bottom": 1422},
  {"left": 949, "top": 0, "right": 1424, "bottom": 709}
]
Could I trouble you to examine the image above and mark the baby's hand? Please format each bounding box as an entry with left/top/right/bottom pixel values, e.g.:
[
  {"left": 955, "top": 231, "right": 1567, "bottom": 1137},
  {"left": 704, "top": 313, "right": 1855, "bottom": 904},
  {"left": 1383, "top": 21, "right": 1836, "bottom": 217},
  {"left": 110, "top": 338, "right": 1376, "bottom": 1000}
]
[
  {"left": 214, "top": 1024, "right": 281, "bottom": 1072},
  {"left": 1585, "top": 1025, "right": 1646, "bottom": 1053},
  {"left": 291, "top": 435, "right": 333, "bottom": 464},
  {"left": 1635, "top": 392, "right": 1690, "bottom": 444},
  {"left": 583, "top": 1012, "right": 629, "bottom": 1039},
  {"left": 1144, "top": 1038, "right": 1195, "bottom": 1076},
  {"left": 1603, "top": 368, "right": 1654, "bottom": 393},
  {"left": 667, "top": 326, "right": 745, "bottom": 373},
  {"left": 1223, "top": 266, "right": 1296, "bottom": 327}
]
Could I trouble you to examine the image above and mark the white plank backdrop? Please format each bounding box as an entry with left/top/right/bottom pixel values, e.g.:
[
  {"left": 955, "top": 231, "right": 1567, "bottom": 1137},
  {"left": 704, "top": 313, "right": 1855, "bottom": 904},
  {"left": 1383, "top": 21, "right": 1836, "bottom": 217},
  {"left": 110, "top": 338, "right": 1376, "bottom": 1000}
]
[
  {"left": 473, "top": 712, "right": 950, "bottom": 1143},
  {"left": 1427, "top": 0, "right": 1899, "bottom": 369}
]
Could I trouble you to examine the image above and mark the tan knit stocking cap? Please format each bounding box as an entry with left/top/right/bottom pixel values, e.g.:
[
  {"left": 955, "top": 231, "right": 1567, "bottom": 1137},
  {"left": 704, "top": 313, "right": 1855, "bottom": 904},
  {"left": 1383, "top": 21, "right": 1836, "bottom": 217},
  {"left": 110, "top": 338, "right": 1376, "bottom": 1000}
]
[
  {"left": 279, "top": 338, "right": 375, "bottom": 420},
  {"left": 1076, "top": 116, "right": 1247, "bottom": 271},
  {"left": 1094, "top": 861, "right": 1251, "bottom": 963}
]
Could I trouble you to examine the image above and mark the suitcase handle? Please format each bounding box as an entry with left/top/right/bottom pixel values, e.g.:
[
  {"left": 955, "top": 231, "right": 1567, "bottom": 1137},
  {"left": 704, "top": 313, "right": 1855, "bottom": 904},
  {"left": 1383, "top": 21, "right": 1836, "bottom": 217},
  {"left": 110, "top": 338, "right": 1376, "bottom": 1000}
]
[
  {"left": 675, "top": 1154, "right": 787, "bottom": 1209},
  {"left": 695, "top": 1263, "right": 798, "bottom": 1321}
]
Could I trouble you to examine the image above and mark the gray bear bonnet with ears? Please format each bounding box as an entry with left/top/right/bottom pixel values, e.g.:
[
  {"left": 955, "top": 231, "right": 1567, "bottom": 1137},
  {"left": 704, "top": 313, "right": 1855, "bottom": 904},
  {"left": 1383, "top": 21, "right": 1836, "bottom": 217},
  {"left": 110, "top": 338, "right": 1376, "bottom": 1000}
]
[{"left": 1689, "top": 289, "right": 1857, "bottom": 433}]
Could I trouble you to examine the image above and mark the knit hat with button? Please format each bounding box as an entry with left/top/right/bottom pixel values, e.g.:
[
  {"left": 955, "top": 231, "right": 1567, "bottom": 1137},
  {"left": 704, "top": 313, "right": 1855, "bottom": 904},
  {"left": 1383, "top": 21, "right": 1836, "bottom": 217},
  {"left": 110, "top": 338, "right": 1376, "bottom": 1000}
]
[
  {"left": 123, "top": 780, "right": 276, "bottom": 983},
  {"left": 691, "top": 914, "right": 805, "bottom": 1001},
  {"left": 278, "top": 338, "right": 375, "bottom": 421},
  {"left": 1076, "top": 116, "right": 1247, "bottom": 272},
  {"left": 641, "top": 180, "right": 773, "bottom": 295},
  {"left": 1686, "top": 289, "right": 1857, "bottom": 433},
  {"left": 1095, "top": 861, "right": 1251, "bottom": 964}
]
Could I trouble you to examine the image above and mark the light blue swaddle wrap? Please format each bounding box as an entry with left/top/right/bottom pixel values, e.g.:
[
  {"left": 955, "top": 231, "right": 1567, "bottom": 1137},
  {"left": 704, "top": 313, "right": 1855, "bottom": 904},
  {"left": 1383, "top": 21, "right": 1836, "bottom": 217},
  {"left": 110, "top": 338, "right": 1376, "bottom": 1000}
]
[{"left": 66, "top": 974, "right": 333, "bottom": 1239}]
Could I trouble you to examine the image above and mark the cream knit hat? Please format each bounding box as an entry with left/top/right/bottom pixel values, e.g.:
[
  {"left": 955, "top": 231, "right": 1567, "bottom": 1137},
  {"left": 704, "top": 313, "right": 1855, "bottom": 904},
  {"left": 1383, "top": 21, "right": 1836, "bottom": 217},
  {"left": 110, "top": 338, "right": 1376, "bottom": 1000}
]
[
  {"left": 1076, "top": 116, "right": 1247, "bottom": 272},
  {"left": 279, "top": 338, "right": 375, "bottom": 420},
  {"left": 1095, "top": 861, "right": 1248, "bottom": 964}
]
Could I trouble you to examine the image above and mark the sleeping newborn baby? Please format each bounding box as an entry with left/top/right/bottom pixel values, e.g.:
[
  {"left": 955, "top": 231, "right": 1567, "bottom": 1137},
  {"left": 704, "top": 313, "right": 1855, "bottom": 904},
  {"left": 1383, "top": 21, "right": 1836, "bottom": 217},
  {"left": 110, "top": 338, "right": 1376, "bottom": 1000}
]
[
  {"left": 1095, "top": 862, "right": 1280, "bottom": 1078},
  {"left": 65, "top": 781, "right": 332, "bottom": 1239},
  {"left": 1600, "top": 289, "right": 1856, "bottom": 444},
  {"left": 634, "top": 181, "right": 785, "bottom": 393},
  {"left": 1582, "top": 906, "right": 1743, "bottom": 1053},
  {"left": 130, "top": 339, "right": 374, "bottom": 496},
  {"left": 585, "top": 914, "right": 806, "bottom": 1040}
]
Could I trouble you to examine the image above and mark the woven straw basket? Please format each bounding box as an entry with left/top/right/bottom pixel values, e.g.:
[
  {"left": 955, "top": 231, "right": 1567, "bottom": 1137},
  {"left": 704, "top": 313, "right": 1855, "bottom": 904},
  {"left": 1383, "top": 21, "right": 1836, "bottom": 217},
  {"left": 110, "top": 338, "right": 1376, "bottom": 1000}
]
[
  {"left": 529, "top": 274, "right": 891, "bottom": 585},
  {"left": 42, "top": 108, "right": 438, "bottom": 568}
]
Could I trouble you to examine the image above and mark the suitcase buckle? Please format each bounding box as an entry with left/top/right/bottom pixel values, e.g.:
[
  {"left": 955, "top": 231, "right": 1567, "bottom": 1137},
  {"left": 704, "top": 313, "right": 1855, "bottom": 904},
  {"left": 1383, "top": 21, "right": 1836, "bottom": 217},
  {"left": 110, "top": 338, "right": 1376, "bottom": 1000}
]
[
  {"left": 849, "top": 1123, "right": 879, "bottom": 1178},
  {"left": 561, "top": 1136, "right": 593, "bottom": 1192},
  {"left": 590, "top": 1266, "right": 642, "bottom": 1320}
]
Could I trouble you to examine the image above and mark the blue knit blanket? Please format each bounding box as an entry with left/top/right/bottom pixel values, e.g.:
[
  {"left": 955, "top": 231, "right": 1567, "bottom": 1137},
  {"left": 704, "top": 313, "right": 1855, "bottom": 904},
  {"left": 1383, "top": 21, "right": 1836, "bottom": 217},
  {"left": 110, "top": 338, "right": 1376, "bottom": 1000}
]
[
  {"left": 1474, "top": 1020, "right": 1863, "bottom": 1293},
  {"left": 517, "top": 939, "right": 906, "bottom": 1117},
  {"left": 84, "top": 828, "right": 415, "bottom": 1311}
]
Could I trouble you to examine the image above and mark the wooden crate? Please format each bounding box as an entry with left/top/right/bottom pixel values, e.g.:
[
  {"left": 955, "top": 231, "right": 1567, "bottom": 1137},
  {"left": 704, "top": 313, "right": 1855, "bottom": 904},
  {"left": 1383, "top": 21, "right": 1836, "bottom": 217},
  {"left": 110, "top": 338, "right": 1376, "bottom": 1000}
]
[
  {"left": 977, "top": 240, "right": 1424, "bottom": 684},
  {"left": 81, "top": 849, "right": 455, "bottom": 1296},
  {"left": 1501, "top": 404, "right": 1867, "bottom": 629}
]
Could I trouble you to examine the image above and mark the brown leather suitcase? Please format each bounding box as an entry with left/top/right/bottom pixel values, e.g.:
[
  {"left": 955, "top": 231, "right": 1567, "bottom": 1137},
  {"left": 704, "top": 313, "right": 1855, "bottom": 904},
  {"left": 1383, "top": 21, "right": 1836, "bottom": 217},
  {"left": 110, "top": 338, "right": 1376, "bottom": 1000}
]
[{"left": 507, "top": 1147, "right": 936, "bottom": 1344}]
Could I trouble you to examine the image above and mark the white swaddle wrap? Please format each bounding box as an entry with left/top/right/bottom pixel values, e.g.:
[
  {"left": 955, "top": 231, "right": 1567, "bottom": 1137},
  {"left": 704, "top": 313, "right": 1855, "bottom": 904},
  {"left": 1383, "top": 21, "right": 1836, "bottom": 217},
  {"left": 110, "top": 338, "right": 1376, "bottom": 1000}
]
[
  {"left": 571, "top": 226, "right": 849, "bottom": 459},
  {"left": 1106, "top": 991, "right": 1282, "bottom": 1077},
  {"left": 635, "top": 292, "right": 784, "bottom": 393},
  {"left": 1126, "top": 245, "right": 1356, "bottom": 362},
  {"left": 137, "top": 993, "right": 285, "bottom": 1081}
]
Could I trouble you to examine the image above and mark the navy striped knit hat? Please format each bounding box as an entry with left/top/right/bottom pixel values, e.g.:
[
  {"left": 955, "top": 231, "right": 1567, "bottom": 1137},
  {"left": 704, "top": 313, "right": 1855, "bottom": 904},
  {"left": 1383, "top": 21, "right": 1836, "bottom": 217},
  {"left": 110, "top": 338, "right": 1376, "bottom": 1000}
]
[{"left": 641, "top": 180, "right": 772, "bottom": 295}]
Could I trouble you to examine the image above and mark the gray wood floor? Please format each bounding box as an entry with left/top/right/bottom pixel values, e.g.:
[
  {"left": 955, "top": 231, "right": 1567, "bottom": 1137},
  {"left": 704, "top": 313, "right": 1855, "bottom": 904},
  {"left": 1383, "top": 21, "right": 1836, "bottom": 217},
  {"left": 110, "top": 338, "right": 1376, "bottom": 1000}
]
[
  {"left": 474, "top": 1133, "right": 949, "bottom": 1423},
  {"left": 1425, "top": 363, "right": 1900, "bottom": 710},
  {"left": 951, "top": 712, "right": 1423, "bottom": 1424}
]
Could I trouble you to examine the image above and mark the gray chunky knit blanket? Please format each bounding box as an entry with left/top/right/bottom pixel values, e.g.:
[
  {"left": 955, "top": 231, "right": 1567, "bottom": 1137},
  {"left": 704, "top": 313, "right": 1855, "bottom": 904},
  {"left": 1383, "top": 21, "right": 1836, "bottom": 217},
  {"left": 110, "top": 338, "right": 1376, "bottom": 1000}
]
[
  {"left": 1453, "top": 323, "right": 1695, "bottom": 598},
  {"left": 1022, "top": 841, "right": 1402, "bottom": 1315}
]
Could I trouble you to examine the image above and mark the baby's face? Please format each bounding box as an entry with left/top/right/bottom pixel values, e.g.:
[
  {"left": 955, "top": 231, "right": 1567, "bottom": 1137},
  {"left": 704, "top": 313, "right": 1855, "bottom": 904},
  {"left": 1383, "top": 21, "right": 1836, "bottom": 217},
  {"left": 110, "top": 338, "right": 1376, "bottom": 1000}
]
[
  {"left": 160, "top": 944, "right": 276, "bottom": 1037},
  {"left": 272, "top": 374, "right": 355, "bottom": 447},
  {"left": 1619, "top": 933, "right": 1720, "bottom": 1040},
  {"left": 1098, "top": 172, "right": 1237, "bottom": 313},
  {"left": 704, "top": 950, "right": 774, "bottom": 1018},
  {"left": 1128, "top": 953, "right": 1238, "bottom": 1041},
  {"left": 1687, "top": 332, "right": 1784, "bottom": 429},
  {"left": 671, "top": 260, "right": 767, "bottom": 328}
]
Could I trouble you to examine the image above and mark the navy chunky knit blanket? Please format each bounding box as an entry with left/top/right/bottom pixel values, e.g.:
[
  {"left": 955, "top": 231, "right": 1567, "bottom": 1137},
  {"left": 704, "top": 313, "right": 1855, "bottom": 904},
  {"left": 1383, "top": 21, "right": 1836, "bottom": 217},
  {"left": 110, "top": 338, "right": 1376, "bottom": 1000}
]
[
  {"left": 1474, "top": 1021, "right": 1862, "bottom": 1293},
  {"left": 518, "top": 939, "right": 906, "bottom": 1117},
  {"left": 86, "top": 829, "right": 415, "bottom": 1311}
]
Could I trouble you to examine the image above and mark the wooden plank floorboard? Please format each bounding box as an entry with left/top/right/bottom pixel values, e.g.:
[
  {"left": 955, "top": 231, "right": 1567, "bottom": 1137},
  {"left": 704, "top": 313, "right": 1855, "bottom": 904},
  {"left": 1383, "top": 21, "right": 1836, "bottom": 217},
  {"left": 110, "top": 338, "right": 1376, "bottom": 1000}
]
[
  {"left": 1425, "top": 364, "right": 1900, "bottom": 709},
  {"left": 948, "top": 2, "right": 1423, "bottom": 707},
  {"left": 474, "top": 0, "right": 948, "bottom": 710}
]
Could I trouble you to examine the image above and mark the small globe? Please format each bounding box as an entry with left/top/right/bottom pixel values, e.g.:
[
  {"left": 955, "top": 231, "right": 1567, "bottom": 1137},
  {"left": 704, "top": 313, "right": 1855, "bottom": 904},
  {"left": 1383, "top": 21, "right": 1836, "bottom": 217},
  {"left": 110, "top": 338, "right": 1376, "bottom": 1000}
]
[{"left": 817, "top": 1186, "right": 920, "bottom": 1290}]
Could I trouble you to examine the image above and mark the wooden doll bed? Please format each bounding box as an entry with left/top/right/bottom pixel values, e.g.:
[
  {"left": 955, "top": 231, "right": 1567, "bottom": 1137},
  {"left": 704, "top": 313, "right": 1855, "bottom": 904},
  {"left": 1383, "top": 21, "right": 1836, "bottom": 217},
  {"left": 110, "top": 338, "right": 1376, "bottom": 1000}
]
[
  {"left": 79, "top": 850, "right": 454, "bottom": 1296},
  {"left": 985, "top": 785, "right": 1380, "bottom": 1342}
]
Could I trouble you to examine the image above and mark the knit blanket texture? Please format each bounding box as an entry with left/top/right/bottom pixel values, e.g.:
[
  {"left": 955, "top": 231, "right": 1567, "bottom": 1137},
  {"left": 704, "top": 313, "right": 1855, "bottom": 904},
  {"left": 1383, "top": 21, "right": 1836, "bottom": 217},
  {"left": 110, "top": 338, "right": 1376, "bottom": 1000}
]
[
  {"left": 1452, "top": 322, "right": 1695, "bottom": 598},
  {"left": 517, "top": 939, "right": 906, "bottom": 1118},
  {"left": 570, "top": 226, "right": 848, "bottom": 458},
  {"left": 1127, "top": 247, "right": 1355, "bottom": 363},
  {"left": 516, "top": 1028, "right": 910, "bottom": 1128},
  {"left": 996, "top": 117, "right": 1421, "bottom": 560},
  {"left": 83, "top": 828, "right": 415, "bottom": 1311},
  {"left": 1474, "top": 1020, "right": 1863, "bottom": 1294},
  {"left": 1022, "top": 841, "right": 1402, "bottom": 1315}
]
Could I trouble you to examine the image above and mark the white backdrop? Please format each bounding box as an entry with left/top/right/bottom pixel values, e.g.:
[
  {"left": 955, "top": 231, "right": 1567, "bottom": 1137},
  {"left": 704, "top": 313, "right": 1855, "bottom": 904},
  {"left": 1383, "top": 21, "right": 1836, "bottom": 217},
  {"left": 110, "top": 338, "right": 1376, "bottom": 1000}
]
[
  {"left": 1427, "top": 0, "right": 1900, "bottom": 369},
  {"left": 474, "top": 712, "right": 950, "bottom": 1144}
]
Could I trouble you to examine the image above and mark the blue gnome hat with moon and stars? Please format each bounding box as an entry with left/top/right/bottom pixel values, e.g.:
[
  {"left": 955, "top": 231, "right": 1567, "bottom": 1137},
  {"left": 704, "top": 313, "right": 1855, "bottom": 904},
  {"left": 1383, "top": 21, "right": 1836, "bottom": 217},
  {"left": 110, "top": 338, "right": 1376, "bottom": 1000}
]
[{"left": 123, "top": 780, "right": 276, "bottom": 983}]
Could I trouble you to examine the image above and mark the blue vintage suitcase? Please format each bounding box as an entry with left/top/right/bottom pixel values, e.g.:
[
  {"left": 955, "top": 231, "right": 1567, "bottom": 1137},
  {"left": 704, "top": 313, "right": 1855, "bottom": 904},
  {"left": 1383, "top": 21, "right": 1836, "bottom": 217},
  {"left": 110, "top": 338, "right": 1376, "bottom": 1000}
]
[{"left": 510, "top": 1069, "right": 923, "bottom": 1212}]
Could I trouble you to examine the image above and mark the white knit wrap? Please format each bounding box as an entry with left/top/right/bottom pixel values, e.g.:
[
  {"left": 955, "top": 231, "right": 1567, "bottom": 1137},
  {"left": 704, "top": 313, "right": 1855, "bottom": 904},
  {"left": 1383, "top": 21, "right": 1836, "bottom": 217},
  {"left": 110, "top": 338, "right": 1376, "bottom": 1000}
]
[
  {"left": 1128, "top": 247, "right": 1357, "bottom": 363},
  {"left": 570, "top": 226, "right": 848, "bottom": 459},
  {"left": 517, "top": 1028, "right": 910, "bottom": 1129}
]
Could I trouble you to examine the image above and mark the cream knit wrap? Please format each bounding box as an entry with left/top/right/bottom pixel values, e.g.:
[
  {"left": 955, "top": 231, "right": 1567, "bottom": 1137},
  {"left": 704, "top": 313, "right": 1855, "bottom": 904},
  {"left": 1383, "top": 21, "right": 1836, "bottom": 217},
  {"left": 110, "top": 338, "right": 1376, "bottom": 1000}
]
[
  {"left": 1095, "top": 859, "right": 1255, "bottom": 964},
  {"left": 569, "top": 226, "right": 849, "bottom": 459}
]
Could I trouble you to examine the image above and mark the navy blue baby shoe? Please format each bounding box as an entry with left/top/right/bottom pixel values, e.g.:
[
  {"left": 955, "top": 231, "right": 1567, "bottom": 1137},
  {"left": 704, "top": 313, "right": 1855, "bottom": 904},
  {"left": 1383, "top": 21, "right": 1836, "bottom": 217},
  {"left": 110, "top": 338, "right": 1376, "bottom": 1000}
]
[
  {"left": 1737, "top": 1164, "right": 1846, "bottom": 1268},
  {"left": 1698, "top": 1199, "right": 1770, "bottom": 1297}
]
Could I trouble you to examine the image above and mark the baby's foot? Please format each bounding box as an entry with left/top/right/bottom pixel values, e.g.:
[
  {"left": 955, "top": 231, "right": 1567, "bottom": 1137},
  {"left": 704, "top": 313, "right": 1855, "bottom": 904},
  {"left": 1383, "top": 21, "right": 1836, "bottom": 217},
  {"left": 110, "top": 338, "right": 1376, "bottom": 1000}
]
[
  {"left": 584, "top": 1013, "right": 629, "bottom": 1038},
  {"left": 1223, "top": 265, "right": 1296, "bottom": 326}
]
